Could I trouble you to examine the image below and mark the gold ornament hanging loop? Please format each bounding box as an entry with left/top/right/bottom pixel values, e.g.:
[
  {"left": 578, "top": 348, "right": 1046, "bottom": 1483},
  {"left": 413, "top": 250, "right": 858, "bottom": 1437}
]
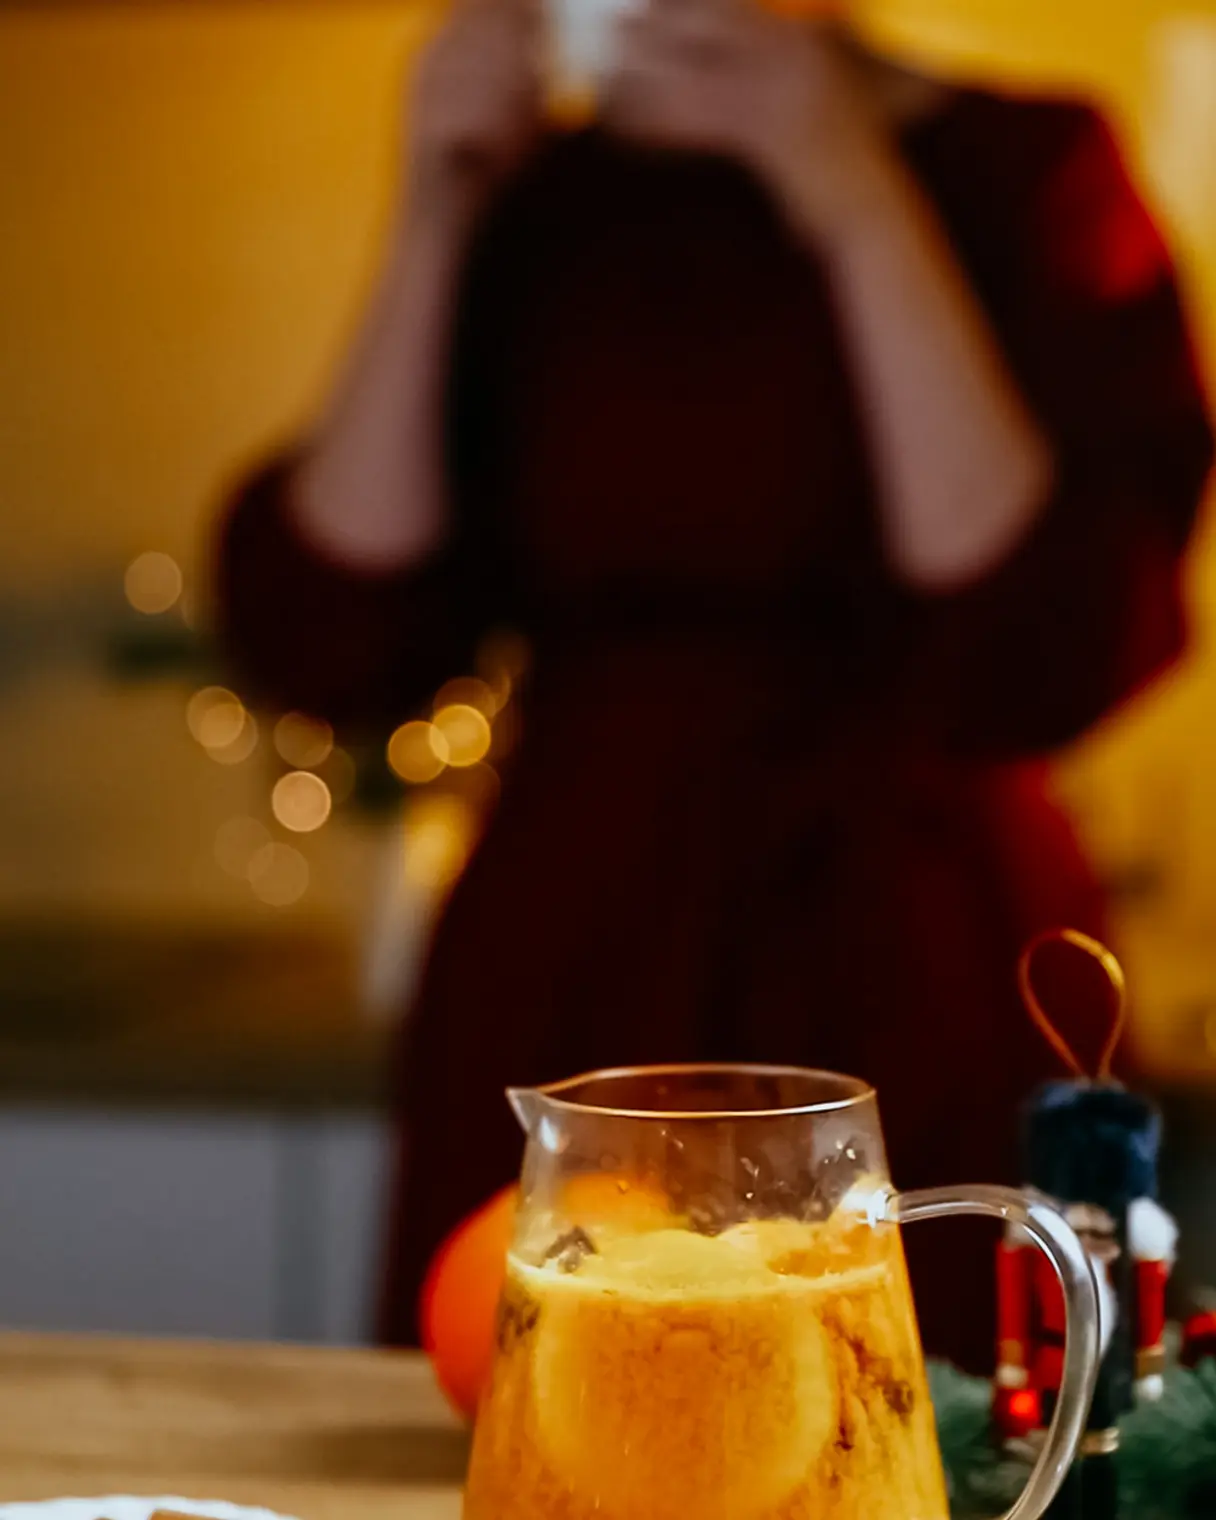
[{"left": 1018, "top": 928, "right": 1128, "bottom": 1082}]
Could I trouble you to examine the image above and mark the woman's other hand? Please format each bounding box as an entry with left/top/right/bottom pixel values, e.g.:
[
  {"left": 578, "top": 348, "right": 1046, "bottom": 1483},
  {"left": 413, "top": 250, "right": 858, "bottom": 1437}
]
[
  {"left": 290, "top": 0, "right": 545, "bottom": 573},
  {"left": 410, "top": 0, "right": 545, "bottom": 231},
  {"left": 603, "top": 0, "right": 898, "bottom": 250}
]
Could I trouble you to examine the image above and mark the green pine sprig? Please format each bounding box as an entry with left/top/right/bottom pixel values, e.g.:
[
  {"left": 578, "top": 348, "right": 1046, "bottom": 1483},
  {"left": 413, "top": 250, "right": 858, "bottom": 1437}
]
[{"left": 928, "top": 1358, "right": 1216, "bottom": 1519}]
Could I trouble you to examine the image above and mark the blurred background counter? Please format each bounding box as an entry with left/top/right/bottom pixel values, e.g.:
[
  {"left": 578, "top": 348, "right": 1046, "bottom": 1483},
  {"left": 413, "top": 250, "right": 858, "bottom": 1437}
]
[{"left": 0, "top": 920, "right": 394, "bottom": 1346}]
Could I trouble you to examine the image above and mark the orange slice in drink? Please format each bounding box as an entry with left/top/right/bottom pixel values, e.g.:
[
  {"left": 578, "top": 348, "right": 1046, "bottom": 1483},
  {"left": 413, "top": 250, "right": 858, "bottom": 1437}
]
[
  {"left": 560, "top": 1170, "right": 672, "bottom": 1234},
  {"left": 524, "top": 1230, "right": 838, "bottom": 1520}
]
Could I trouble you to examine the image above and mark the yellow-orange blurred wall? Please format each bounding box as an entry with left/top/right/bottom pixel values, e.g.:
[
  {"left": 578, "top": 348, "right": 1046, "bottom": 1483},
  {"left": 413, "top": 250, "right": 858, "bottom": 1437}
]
[
  {"left": 0, "top": 3, "right": 435, "bottom": 930},
  {"left": 1, "top": 1, "right": 1214, "bottom": 1075}
]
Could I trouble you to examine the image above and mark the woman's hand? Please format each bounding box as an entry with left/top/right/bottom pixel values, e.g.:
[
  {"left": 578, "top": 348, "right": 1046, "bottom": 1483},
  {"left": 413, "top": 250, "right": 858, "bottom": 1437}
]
[
  {"left": 409, "top": 0, "right": 545, "bottom": 232},
  {"left": 603, "top": 0, "right": 899, "bottom": 250},
  {"left": 294, "top": 0, "right": 546, "bottom": 573}
]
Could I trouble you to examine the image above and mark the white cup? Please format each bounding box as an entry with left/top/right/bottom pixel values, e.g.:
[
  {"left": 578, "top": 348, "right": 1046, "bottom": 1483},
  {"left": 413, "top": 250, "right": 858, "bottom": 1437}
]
[{"left": 544, "top": 0, "right": 639, "bottom": 117}]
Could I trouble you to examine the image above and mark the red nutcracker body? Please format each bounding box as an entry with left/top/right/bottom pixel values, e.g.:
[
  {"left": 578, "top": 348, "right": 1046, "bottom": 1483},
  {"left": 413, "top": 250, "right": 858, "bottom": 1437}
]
[{"left": 995, "top": 1193, "right": 1176, "bottom": 1442}]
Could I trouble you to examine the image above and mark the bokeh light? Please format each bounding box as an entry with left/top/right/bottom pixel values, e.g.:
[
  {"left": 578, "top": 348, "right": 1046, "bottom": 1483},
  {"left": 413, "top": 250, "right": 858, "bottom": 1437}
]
[
  {"left": 211, "top": 715, "right": 259, "bottom": 765},
  {"left": 388, "top": 720, "right": 449, "bottom": 784},
  {"left": 433, "top": 704, "right": 492, "bottom": 769},
  {"left": 214, "top": 816, "right": 272, "bottom": 878},
  {"left": 274, "top": 712, "right": 334, "bottom": 769},
  {"left": 272, "top": 770, "right": 333, "bottom": 833},
  {"left": 187, "top": 687, "right": 258, "bottom": 764},
  {"left": 443, "top": 761, "right": 502, "bottom": 813},
  {"left": 403, "top": 795, "right": 479, "bottom": 893},
  {"left": 477, "top": 629, "right": 531, "bottom": 710},
  {"left": 434, "top": 676, "right": 500, "bottom": 719},
  {"left": 124, "top": 551, "right": 183, "bottom": 615},
  {"left": 188, "top": 688, "right": 245, "bottom": 748},
  {"left": 248, "top": 842, "right": 310, "bottom": 907}
]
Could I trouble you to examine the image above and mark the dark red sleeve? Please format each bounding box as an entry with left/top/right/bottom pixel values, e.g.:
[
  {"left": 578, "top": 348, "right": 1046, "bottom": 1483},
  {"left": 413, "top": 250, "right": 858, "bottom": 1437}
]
[
  {"left": 907, "top": 103, "right": 1213, "bottom": 757},
  {"left": 214, "top": 455, "right": 506, "bottom": 732}
]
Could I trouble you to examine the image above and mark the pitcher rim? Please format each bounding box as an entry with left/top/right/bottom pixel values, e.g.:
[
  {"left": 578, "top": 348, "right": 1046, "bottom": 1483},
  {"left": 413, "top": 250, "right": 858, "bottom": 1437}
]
[{"left": 510, "top": 1062, "right": 876, "bottom": 1121}]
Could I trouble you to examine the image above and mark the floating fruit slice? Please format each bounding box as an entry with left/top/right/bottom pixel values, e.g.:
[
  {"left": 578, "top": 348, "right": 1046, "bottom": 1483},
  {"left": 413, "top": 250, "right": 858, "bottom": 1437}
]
[
  {"left": 514, "top": 1171, "right": 676, "bottom": 1266},
  {"left": 720, "top": 1207, "right": 893, "bottom": 1282},
  {"left": 526, "top": 1248, "right": 838, "bottom": 1520},
  {"left": 576, "top": 1226, "right": 770, "bottom": 1293},
  {"left": 560, "top": 1170, "right": 672, "bottom": 1235}
]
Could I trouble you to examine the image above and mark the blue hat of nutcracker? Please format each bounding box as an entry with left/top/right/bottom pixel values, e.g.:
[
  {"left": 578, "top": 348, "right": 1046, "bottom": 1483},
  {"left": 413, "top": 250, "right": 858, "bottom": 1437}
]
[{"left": 994, "top": 931, "right": 1178, "bottom": 1520}]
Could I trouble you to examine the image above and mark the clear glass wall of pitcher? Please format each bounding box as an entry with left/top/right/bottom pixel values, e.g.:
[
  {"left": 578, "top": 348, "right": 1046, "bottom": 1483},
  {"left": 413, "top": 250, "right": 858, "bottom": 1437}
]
[{"left": 464, "top": 1063, "right": 1099, "bottom": 1520}]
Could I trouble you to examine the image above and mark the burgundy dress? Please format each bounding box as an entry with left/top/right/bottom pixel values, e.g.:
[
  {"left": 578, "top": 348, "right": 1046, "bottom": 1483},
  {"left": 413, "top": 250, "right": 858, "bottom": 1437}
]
[{"left": 218, "top": 90, "right": 1212, "bottom": 1372}]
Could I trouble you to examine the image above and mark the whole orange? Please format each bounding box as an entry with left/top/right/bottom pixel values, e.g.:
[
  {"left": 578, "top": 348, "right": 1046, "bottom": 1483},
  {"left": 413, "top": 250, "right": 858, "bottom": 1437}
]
[{"left": 420, "top": 1184, "right": 518, "bottom": 1420}]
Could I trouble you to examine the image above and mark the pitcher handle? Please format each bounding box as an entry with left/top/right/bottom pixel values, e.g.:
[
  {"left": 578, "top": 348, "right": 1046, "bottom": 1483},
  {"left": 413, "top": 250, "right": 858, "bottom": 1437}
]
[{"left": 883, "top": 1184, "right": 1100, "bottom": 1520}]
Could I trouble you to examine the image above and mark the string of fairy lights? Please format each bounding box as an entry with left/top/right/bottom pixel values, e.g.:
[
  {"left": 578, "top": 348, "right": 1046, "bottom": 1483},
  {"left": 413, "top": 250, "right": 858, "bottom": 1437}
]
[{"left": 122, "top": 548, "right": 527, "bottom": 911}]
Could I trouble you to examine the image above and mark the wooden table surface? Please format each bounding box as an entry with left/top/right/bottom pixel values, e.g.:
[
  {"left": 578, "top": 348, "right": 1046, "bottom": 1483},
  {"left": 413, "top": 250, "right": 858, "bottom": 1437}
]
[{"left": 0, "top": 1335, "right": 467, "bottom": 1519}]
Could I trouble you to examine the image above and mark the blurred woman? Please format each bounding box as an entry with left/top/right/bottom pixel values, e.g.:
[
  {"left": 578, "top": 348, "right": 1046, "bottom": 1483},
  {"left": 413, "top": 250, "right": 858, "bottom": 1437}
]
[{"left": 217, "top": 0, "right": 1212, "bottom": 1370}]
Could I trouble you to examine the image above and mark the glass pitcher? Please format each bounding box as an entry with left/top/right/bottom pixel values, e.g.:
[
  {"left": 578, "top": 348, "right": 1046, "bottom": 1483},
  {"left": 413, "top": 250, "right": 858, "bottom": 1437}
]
[{"left": 464, "top": 1063, "right": 1099, "bottom": 1520}]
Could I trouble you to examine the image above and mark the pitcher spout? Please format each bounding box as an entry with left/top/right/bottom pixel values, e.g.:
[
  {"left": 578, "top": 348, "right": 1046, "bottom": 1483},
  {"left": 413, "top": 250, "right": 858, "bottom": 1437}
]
[{"left": 507, "top": 1086, "right": 543, "bottom": 1137}]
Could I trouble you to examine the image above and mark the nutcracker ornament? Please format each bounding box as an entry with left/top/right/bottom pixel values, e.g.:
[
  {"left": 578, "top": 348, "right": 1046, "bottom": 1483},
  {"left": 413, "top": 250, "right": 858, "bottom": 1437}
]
[{"left": 993, "top": 929, "right": 1179, "bottom": 1520}]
